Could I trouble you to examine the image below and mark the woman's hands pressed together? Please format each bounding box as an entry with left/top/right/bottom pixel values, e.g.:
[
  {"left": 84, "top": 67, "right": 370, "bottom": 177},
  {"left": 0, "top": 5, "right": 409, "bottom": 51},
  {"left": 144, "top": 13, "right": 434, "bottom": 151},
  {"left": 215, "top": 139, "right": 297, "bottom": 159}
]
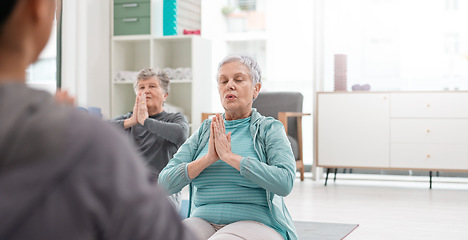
[
  {"left": 211, "top": 114, "right": 232, "bottom": 160},
  {"left": 187, "top": 114, "right": 242, "bottom": 179},
  {"left": 210, "top": 114, "right": 242, "bottom": 170},
  {"left": 137, "top": 92, "right": 149, "bottom": 125},
  {"left": 124, "top": 91, "right": 148, "bottom": 129}
]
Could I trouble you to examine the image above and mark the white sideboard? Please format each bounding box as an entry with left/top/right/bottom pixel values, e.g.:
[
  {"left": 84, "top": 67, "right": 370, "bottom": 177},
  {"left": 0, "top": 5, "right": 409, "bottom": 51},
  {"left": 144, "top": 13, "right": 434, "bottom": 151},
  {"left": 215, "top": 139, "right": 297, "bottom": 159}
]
[{"left": 317, "top": 92, "right": 468, "bottom": 173}]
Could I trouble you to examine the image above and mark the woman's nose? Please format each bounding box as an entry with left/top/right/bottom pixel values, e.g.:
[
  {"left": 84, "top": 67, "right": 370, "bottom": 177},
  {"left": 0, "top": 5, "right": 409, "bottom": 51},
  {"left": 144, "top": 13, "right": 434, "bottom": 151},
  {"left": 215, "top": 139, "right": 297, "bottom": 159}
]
[{"left": 226, "top": 79, "right": 235, "bottom": 90}]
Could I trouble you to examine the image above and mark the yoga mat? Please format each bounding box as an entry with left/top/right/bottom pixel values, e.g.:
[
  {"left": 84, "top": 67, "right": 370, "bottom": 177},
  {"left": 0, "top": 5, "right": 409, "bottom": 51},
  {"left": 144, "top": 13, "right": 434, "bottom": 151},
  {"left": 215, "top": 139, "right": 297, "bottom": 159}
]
[{"left": 294, "top": 221, "right": 359, "bottom": 240}]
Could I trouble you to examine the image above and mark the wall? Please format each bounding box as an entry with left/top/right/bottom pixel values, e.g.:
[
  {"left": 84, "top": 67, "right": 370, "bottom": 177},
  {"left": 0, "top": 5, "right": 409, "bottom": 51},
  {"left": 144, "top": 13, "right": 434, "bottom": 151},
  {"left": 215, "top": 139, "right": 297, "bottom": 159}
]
[{"left": 62, "top": 0, "right": 111, "bottom": 118}]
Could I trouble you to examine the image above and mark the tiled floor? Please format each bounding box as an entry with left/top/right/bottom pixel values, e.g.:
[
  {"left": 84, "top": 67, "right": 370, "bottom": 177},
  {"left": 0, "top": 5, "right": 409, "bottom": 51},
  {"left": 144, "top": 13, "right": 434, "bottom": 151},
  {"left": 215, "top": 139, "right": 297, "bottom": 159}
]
[{"left": 285, "top": 174, "right": 468, "bottom": 240}]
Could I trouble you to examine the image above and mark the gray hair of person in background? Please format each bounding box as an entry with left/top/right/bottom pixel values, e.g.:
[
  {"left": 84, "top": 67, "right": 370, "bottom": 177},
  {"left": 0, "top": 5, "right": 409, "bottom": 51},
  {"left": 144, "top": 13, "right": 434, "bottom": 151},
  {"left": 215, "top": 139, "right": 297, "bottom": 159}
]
[
  {"left": 217, "top": 55, "right": 262, "bottom": 86},
  {"left": 133, "top": 67, "right": 170, "bottom": 95}
]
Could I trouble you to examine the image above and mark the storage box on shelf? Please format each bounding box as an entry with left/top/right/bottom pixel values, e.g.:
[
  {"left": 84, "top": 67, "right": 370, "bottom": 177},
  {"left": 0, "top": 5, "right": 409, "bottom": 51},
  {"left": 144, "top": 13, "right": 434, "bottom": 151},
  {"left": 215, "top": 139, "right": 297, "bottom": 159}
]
[
  {"left": 317, "top": 92, "right": 468, "bottom": 187},
  {"left": 113, "top": 0, "right": 151, "bottom": 36},
  {"left": 113, "top": 0, "right": 201, "bottom": 37}
]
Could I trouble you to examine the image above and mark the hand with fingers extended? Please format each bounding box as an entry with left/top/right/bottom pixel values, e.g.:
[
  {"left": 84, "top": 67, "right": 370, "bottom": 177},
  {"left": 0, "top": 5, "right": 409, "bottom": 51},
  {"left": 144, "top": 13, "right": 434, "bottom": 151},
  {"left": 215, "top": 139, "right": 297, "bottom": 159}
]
[
  {"left": 212, "top": 113, "right": 233, "bottom": 160},
  {"left": 204, "top": 118, "right": 221, "bottom": 165},
  {"left": 55, "top": 89, "right": 75, "bottom": 107},
  {"left": 123, "top": 93, "right": 141, "bottom": 129},
  {"left": 137, "top": 92, "right": 149, "bottom": 126}
]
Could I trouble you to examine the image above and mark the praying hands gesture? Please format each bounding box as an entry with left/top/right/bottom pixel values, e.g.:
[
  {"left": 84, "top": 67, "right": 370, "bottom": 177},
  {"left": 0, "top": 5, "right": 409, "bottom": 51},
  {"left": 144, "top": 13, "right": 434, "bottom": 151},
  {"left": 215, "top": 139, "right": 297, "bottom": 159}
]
[
  {"left": 187, "top": 113, "right": 242, "bottom": 179},
  {"left": 211, "top": 113, "right": 233, "bottom": 161},
  {"left": 124, "top": 91, "right": 148, "bottom": 129}
]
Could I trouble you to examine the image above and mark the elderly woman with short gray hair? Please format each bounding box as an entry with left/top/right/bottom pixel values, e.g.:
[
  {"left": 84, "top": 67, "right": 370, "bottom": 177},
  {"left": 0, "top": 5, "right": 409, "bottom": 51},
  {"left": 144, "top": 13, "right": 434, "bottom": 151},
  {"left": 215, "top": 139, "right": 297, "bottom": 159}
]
[
  {"left": 110, "top": 68, "right": 189, "bottom": 206},
  {"left": 159, "top": 55, "right": 298, "bottom": 240}
]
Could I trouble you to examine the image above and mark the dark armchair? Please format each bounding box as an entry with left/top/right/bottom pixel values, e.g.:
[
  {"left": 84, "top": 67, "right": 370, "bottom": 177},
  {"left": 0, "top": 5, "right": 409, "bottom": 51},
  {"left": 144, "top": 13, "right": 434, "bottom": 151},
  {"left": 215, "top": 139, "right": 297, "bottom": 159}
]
[{"left": 253, "top": 92, "right": 309, "bottom": 181}]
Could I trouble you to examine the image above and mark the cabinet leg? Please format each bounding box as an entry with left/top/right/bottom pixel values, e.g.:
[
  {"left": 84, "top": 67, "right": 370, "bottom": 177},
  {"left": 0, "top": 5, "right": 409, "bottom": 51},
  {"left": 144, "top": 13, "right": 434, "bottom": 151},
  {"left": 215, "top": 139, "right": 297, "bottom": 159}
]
[
  {"left": 334, "top": 168, "right": 338, "bottom": 182},
  {"left": 325, "top": 168, "right": 330, "bottom": 186},
  {"left": 429, "top": 171, "right": 432, "bottom": 189}
]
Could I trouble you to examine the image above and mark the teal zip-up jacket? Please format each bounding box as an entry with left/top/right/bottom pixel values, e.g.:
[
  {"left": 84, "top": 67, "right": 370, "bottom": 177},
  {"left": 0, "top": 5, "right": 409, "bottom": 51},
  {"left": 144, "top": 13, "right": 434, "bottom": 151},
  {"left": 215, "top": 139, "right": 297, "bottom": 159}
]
[{"left": 158, "top": 108, "right": 298, "bottom": 240}]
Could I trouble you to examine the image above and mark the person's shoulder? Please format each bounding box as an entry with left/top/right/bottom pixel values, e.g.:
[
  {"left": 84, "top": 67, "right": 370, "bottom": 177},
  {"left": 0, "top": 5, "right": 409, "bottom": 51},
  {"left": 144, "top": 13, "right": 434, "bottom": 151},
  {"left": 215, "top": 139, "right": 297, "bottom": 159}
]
[
  {"left": 165, "top": 111, "right": 189, "bottom": 122},
  {"left": 69, "top": 110, "right": 132, "bottom": 149}
]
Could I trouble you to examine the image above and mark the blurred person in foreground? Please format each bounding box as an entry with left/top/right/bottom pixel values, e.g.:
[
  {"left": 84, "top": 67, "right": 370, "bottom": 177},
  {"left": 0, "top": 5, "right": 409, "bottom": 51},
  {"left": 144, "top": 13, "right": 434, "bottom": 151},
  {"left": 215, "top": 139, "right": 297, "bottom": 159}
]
[
  {"left": 110, "top": 67, "right": 189, "bottom": 208},
  {"left": 158, "top": 55, "right": 298, "bottom": 240},
  {"left": 0, "top": 0, "right": 194, "bottom": 239}
]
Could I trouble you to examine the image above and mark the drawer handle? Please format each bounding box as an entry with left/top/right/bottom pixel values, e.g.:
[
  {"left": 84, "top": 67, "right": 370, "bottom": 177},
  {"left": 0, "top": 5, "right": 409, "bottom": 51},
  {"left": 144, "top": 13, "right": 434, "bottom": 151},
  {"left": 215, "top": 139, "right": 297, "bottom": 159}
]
[
  {"left": 426, "top": 104, "right": 431, "bottom": 108},
  {"left": 122, "top": 18, "right": 138, "bottom": 22},
  {"left": 426, "top": 154, "right": 431, "bottom": 158},
  {"left": 426, "top": 129, "right": 430, "bottom": 133},
  {"left": 122, "top": 3, "right": 138, "bottom": 8}
]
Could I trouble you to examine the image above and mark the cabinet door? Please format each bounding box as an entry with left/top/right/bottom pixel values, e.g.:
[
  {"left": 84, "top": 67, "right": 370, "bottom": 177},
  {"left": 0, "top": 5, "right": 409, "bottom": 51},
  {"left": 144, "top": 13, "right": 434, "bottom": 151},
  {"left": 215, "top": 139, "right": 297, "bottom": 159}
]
[
  {"left": 391, "top": 144, "right": 468, "bottom": 170},
  {"left": 391, "top": 119, "right": 468, "bottom": 144},
  {"left": 318, "top": 93, "right": 390, "bottom": 168},
  {"left": 391, "top": 92, "right": 468, "bottom": 118}
]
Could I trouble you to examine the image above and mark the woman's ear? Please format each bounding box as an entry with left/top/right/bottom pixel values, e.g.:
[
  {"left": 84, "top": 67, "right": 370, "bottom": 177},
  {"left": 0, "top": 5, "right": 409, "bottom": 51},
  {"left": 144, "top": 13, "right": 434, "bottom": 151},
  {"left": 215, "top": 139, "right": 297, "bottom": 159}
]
[{"left": 253, "top": 83, "right": 261, "bottom": 99}]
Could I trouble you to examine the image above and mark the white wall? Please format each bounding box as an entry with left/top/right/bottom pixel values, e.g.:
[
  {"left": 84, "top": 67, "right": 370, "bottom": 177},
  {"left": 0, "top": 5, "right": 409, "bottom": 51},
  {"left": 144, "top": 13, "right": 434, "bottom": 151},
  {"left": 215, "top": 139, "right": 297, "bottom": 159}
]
[{"left": 62, "top": 0, "right": 111, "bottom": 118}]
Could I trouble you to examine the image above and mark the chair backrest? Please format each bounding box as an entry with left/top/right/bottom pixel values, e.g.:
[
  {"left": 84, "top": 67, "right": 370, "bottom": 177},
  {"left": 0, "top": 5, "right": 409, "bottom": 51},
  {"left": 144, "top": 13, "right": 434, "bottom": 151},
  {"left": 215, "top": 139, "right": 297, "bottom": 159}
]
[{"left": 252, "top": 92, "right": 303, "bottom": 141}]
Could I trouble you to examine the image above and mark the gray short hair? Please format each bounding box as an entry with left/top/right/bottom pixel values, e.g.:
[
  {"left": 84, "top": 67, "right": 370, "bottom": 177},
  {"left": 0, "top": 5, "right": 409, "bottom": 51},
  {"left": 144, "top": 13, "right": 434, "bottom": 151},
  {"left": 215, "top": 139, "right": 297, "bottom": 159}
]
[
  {"left": 133, "top": 68, "right": 170, "bottom": 95},
  {"left": 217, "top": 55, "right": 262, "bottom": 86}
]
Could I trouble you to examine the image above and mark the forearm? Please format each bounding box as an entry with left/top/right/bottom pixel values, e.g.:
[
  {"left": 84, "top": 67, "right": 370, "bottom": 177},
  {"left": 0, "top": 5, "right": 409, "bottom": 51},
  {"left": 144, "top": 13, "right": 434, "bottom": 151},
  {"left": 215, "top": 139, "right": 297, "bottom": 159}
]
[
  {"left": 109, "top": 113, "right": 133, "bottom": 129},
  {"left": 158, "top": 133, "right": 199, "bottom": 194},
  {"left": 240, "top": 156, "right": 295, "bottom": 196},
  {"left": 219, "top": 152, "right": 242, "bottom": 171},
  {"left": 123, "top": 118, "right": 137, "bottom": 129},
  {"left": 187, "top": 155, "right": 218, "bottom": 179},
  {"left": 158, "top": 162, "right": 191, "bottom": 194}
]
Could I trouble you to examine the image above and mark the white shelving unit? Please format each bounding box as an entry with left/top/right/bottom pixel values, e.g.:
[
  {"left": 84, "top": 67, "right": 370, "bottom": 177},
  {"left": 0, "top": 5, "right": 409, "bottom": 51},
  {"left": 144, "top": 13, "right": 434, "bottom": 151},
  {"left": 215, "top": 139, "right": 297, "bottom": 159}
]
[{"left": 111, "top": 2, "right": 212, "bottom": 132}]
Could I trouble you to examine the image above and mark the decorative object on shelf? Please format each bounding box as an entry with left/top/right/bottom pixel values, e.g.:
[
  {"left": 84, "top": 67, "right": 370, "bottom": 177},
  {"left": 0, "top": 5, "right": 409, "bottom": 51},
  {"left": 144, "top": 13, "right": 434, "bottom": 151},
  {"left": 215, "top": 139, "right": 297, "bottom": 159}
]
[
  {"left": 163, "top": 67, "right": 192, "bottom": 81},
  {"left": 114, "top": 71, "right": 138, "bottom": 83},
  {"left": 334, "top": 54, "right": 347, "bottom": 91},
  {"left": 178, "top": 0, "right": 201, "bottom": 35},
  {"left": 183, "top": 29, "right": 200, "bottom": 35},
  {"left": 351, "top": 84, "right": 371, "bottom": 91},
  {"left": 221, "top": 5, "right": 237, "bottom": 16},
  {"left": 163, "top": 0, "right": 178, "bottom": 36}
]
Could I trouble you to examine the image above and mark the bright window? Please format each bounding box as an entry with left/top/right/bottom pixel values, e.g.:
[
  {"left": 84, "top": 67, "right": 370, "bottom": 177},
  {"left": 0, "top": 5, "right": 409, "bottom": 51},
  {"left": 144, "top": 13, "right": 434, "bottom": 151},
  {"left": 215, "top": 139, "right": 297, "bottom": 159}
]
[
  {"left": 26, "top": 15, "right": 58, "bottom": 94},
  {"left": 323, "top": 0, "right": 468, "bottom": 91}
]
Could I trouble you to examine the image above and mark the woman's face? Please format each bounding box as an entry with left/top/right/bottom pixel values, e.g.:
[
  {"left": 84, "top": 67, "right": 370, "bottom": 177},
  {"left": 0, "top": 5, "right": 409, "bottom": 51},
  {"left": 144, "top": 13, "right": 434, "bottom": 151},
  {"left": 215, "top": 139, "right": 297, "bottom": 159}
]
[
  {"left": 137, "top": 77, "right": 167, "bottom": 112},
  {"left": 217, "top": 62, "right": 261, "bottom": 119}
]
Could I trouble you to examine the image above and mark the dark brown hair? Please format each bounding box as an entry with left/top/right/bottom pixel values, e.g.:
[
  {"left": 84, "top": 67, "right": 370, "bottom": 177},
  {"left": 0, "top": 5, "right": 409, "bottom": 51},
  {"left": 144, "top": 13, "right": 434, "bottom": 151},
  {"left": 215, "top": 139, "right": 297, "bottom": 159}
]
[{"left": 0, "top": 0, "right": 18, "bottom": 34}]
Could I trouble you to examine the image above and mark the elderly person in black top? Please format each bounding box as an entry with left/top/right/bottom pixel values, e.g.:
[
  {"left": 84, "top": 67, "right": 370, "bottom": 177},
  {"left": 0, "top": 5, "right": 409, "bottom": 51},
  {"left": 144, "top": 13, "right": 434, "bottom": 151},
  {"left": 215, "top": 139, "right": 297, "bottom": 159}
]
[
  {"left": 0, "top": 0, "right": 195, "bottom": 239},
  {"left": 110, "top": 68, "right": 189, "bottom": 206}
]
